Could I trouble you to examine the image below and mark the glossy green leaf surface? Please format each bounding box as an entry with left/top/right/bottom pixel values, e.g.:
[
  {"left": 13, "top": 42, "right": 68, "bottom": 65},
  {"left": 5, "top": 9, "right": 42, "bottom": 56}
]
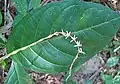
[
  {"left": 7, "top": 1, "right": 120, "bottom": 73},
  {"left": 4, "top": 61, "right": 33, "bottom": 84}
]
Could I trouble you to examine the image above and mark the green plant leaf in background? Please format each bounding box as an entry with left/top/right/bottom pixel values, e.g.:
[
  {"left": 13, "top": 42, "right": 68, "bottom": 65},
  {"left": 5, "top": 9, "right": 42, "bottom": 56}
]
[
  {"left": 0, "top": 34, "right": 6, "bottom": 48},
  {"left": 6, "top": 0, "right": 120, "bottom": 74},
  {"left": 106, "top": 56, "right": 119, "bottom": 67},
  {"left": 113, "top": 71, "right": 120, "bottom": 84},
  {"left": 31, "top": 0, "right": 40, "bottom": 9},
  {"left": 0, "top": 12, "right": 6, "bottom": 48},
  {"left": 12, "top": 0, "right": 27, "bottom": 14},
  {"left": 0, "top": 12, "right": 2, "bottom": 25},
  {"left": 4, "top": 61, "right": 33, "bottom": 84},
  {"left": 84, "top": 80, "right": 91, "bottom": 84},
  {"left": 12, "top": 0, "right": 28, "bottom": 26},
  {"left": 27, "top": 0, "right": 41, "bottom": 11},
  {"left": 63, "top": 76, "right": 78, "bottom": 84},
  {"left": 101, "top": 71, "right": 120, "bottom": 84},
  {"left": 12, "top": 0, "right": 41, "bottom": 26},
  {"left": 101, "top": 73, "right": 113, "bottom": 84},
  {"left": 12, "top": 0, "right": 41, "bottom": 13}
]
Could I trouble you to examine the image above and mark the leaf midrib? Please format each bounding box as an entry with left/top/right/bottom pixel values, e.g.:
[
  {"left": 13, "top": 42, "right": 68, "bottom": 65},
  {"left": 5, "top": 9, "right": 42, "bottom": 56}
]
[
  {"left": 7, "top": 15, "right": 120, "bottom": 57},
  {"left": 74, "top": 16, "right": 120, "bottom": 34}
]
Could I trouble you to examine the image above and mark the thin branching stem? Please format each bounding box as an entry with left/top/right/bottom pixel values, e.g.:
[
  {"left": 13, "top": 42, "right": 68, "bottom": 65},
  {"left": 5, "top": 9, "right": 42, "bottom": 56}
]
[
  {"left": 114, "top": 46, "right": 120, "bottom": 52},
  {"left": 4, "top": 0, "right": 7, "bottom": 26}
]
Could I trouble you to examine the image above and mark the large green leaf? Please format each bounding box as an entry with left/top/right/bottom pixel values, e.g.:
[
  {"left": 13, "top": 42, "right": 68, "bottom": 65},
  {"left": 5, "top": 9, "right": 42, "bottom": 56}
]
[
  {"left": 4, "top": 61, "right": 33, "bottom": 84},
  {"left": 6, "top": 1, "right": 120, "bottom": 73}
]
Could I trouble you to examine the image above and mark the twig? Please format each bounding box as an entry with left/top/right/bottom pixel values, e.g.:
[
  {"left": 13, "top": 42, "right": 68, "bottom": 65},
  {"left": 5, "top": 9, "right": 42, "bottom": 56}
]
[
  {"left": 113, "top": 46, "right": 120, "bottom": 52},
  {"left": 65, "top": 52, "right": 80, "bottom": 81},
  {"left": 41, "top": 0, "right": 51, "bottom": 6},
  {"left": 89, "top": 67, "right": 102, "bottom": 84},
  {"left": 0, "top": 10, "right": 13, "bottom": 33},
  {"left": 4, "top": 0, "right": 7, "bottom": 26},
  {"left": 89, "top": 68, "right": 102, "bottom": 80}
]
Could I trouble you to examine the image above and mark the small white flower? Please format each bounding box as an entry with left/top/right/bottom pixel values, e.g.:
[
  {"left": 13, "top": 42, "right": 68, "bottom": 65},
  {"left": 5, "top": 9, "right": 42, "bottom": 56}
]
[
  {"left": 65, "top": 31, "right": 71, "bottom": 39},
  {"left": 61, "top": 29, "right": 71, "bottom": 39},
  {"left": 74, "top": 41, "right": 82, "bottom": 47},
  {"left": 61, "top": 29, "right": 65, "bottom": 35},
  {"left": 70, "top": 35, "right": 77, "bottom": 43},
  {"left": 78, "top": 48, "right": 85, "bottom": 54}
]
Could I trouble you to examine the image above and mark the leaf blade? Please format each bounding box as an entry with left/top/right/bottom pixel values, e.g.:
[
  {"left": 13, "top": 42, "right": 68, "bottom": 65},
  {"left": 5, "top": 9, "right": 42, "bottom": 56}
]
[{"left": 6, "top": 1, "right": 120, "bottom": 73}]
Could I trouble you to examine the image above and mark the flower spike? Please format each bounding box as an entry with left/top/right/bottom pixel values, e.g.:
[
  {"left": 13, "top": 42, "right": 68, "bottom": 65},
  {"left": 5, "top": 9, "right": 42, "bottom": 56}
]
[
  {"left": 70, "top": 35, "right": 77, "bottom": 43},
  {"left": 61, "top": 29, "right": 65, "bottom": 35},
  {"left": 78, "top": 48, "right": 85, "bottom": 54},
  {"left": 74, "top": 41, "right": 82, "bottom": 47},
  {"left": 65, "top": 31, "right": 71, "bottom": 39}
]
